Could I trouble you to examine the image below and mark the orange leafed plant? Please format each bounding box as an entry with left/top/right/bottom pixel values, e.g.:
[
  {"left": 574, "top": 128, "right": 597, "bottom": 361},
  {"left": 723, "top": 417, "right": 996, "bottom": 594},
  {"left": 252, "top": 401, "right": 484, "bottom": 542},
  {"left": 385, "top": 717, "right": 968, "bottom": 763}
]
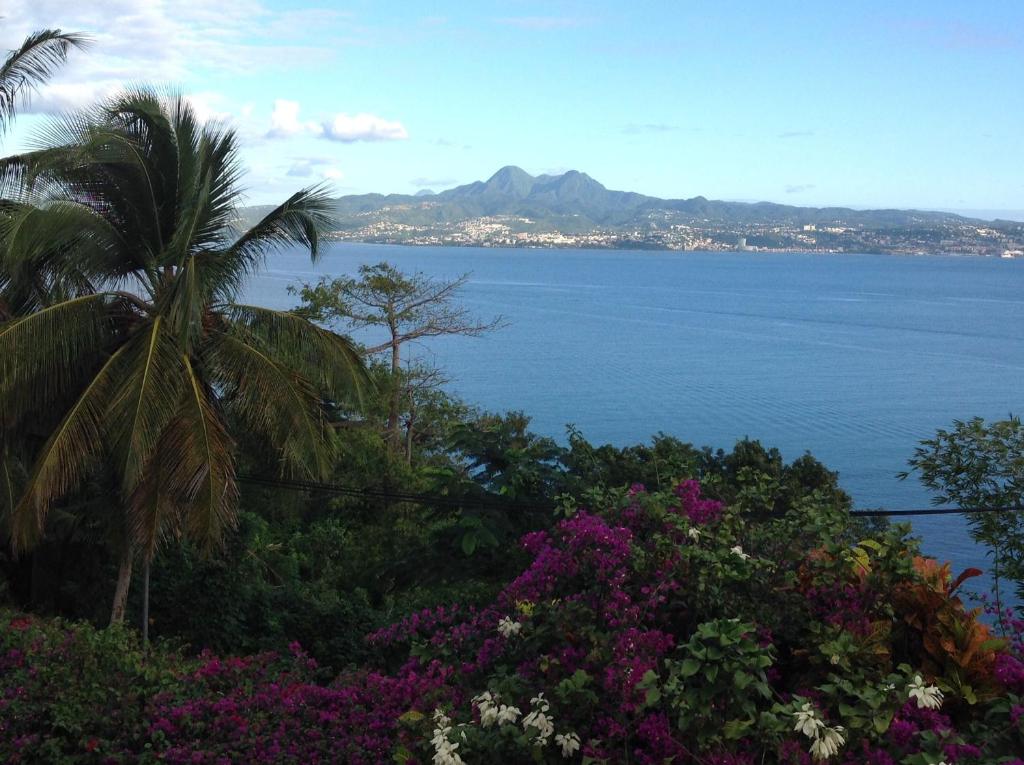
[{"left": 893, "top": 557, "right": 1007, "bottom": 704}]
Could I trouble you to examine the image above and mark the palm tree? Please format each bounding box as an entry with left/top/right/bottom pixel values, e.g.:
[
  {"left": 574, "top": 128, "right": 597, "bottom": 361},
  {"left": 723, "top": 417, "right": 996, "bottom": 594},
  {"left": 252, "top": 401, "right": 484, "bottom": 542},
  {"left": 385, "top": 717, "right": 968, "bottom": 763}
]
[
  {"left": 0, "top": 89, "right": 366, "bottom": 624},
  {"left": 0, "top": 26, "right": 87, "bottom": 609},
  {"left": 1, "top": 29, "right": 89, "bottom": 135}
]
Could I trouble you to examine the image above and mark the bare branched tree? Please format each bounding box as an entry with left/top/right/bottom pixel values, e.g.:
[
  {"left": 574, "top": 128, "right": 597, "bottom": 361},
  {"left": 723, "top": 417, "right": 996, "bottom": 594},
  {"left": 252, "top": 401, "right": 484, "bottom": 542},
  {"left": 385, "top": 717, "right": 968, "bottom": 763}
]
[{"left": 292, "top": 261, "right": 505, "bottom": 450}]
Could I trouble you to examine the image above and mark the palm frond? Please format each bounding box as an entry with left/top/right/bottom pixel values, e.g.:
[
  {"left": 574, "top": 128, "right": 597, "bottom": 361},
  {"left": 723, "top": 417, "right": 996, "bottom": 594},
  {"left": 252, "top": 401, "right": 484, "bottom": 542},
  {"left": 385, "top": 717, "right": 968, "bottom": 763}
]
[
  {"left": 104, "top": 317, "right": 186, "bottom": 496},
  {"left": 176, "top": 355, "right": 237, "bottom": 549},
  {"left": 225, "top": 303, "right": 369, "bottom": 404},
  {"left": 0, "top": 293, "right": 118, "bottom": 427},
  {"left": 0, "top": 30, "right": 89, "bottom": 134},
  {"left": 158, "top": 255, "right": 205, "bottom": 349},
  {"left": 0, "top": 446, "right": 23, "bottom": 530},
  {"left": 206, "top": 330, "right": 333, "bottom": 479},
  {"left": 124, "top": 358, "right": 238, "bottom": 557},
  {"left": 163, "top": 101, "right": 242, "bottom": 263},
  {"left": 123, "top": 452, "right": 175, "bottom": 559},
  {"left": 209, "top": 185, "right": 335, "bottom": 301},
  {"left": 10, "top": 343, "right": 130, "bottom": 551},
  {"left": 1, "top": 199, "right": 132, "bottom": 305}
]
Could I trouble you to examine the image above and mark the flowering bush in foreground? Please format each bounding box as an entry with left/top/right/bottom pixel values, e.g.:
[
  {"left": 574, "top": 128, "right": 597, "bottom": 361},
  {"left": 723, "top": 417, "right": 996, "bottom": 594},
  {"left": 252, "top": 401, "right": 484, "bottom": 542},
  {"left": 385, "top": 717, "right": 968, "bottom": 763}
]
[{"left": 2, "top": 480, "right": 1023, "bottom": 763}]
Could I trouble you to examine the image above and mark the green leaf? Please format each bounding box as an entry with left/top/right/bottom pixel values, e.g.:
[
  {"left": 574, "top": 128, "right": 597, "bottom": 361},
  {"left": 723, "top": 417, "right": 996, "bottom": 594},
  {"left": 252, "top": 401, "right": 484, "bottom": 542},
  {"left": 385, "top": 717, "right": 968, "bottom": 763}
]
[
  {"left": 679, "top": 658, "right": 701, "bottom": 678},
  {"left": 722, "top": 718, "right": 752, "bottom": 739},
  {"left": 461, "top": 532, "right": 477, "bottom": 556},
  {"left": 645, "top": 686, "right": 662, "bottom": 706},
  {"left": 571, "top": 669, "right": 591, "bottom": 687},
  {"left": 872, "top": 713, "right": 892, "bottom": 735},
  {"left": 980, "top": 638, "right": 1008, "bottom": 652}
]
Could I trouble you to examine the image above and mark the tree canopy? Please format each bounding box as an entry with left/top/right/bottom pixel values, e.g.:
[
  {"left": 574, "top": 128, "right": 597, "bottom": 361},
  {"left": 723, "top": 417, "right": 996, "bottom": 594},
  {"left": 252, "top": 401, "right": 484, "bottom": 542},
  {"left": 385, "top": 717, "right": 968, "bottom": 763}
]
[{"left": 0, "top": 88, "right": 366, "bottom": 621}]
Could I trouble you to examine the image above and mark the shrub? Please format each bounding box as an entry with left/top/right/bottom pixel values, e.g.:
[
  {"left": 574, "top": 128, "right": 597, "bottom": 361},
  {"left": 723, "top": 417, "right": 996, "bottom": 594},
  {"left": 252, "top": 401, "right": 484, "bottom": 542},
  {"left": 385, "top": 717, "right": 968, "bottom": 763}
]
[
  {"left": 2, "top": 480, "right": 1022, "bottom": 763},
  {"left": 0, "top": 612, "right": 187, "bottom": 763}
]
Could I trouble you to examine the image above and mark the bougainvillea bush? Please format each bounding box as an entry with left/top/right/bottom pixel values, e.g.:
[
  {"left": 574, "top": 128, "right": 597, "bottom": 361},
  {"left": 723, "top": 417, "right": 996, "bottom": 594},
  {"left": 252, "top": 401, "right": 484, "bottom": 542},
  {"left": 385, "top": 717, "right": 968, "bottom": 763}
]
[{"left": 3, "top": 481, "right": 1023, "bottom": 763}]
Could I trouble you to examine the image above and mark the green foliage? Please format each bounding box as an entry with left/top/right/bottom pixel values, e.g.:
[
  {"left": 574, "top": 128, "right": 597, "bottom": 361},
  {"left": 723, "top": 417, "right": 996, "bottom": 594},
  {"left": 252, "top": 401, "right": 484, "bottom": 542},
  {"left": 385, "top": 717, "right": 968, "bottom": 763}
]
[
  {"left": 0, "top": 90, "right": 366, "bottom": 619},
  {"left": 903, "top": 416, "right": 1024, "bottom": 602},
  {"left": 145, "top": 512, "right": 379, "bottom": 669},
  {"left": 4, "top": 477, "right": 1023, "bottom": 763},
  {"left": 453, "top": 411, "right": 565, "bottom": 502},
  {"left": 660, "top": 619, "right": 774, "bottom": 746},
  {"left": 0, "top": 610, "right": 189, "bottom": 762}
]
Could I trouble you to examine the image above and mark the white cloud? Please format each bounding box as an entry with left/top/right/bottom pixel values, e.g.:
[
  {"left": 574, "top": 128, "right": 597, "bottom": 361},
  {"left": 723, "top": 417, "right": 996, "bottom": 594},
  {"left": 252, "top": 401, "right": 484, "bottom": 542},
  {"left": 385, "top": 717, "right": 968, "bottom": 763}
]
[
  {"left": 0, "top": 0, "right": 346, "bottom": 115},
  {"left": 267, "top": 100, "right": 322, "bottom": 138},
  {"left": 185, "top": 92, "right": 233, "bottom": 125},
  {"left": 24, "top": 81, "right": 117, "bottom": 115},
  {"left": 266, "top": 102, "right": 408, "bottom": 143},
  {"left": 321, "top": 113, "right": 408, "bottom": 143}
]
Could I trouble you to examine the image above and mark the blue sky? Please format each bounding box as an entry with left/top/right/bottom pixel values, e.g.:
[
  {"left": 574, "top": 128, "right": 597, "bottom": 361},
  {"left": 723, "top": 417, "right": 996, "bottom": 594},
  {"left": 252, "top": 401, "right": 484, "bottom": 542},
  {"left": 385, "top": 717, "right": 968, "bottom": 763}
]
[{"left": 4, "top": 0, "right": 1023, "bottom": 215}]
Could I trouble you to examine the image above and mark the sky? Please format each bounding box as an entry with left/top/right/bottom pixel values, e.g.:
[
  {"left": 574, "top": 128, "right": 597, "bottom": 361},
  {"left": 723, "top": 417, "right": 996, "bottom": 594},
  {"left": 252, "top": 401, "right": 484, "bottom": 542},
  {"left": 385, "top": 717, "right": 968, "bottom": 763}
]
[{"left": 2, "top": 0, "right": 1023, "bottom": 215}]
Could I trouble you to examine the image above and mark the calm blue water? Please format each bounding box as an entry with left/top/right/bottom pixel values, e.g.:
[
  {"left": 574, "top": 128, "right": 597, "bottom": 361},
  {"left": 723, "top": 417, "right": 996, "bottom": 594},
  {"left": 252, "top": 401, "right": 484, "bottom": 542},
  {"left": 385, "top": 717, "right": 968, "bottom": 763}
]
[{"left": 244, "top": 244, "right": 1024, "bottom": 593}]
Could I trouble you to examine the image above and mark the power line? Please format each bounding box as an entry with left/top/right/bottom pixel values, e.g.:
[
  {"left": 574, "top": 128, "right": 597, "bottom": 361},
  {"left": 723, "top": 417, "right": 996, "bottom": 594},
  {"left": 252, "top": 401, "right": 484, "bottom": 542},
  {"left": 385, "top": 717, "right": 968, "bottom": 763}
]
[
  {"left": 850, "top": 506, "right": 1023, "bottom": 517},
  {"left": 238, "top": 474, "right": 1022, "bottom": 519}
]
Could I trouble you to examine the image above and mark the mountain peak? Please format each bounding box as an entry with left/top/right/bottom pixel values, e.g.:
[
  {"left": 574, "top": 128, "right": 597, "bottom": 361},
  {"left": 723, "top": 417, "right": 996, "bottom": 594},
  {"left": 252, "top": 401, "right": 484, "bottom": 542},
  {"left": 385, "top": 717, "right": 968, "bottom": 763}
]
[
  {"left": 484, "top": 166, "right": 536, "bottom": 197},
  {"left": 488, "top": 165, "right": 534, "bottom": 182}
]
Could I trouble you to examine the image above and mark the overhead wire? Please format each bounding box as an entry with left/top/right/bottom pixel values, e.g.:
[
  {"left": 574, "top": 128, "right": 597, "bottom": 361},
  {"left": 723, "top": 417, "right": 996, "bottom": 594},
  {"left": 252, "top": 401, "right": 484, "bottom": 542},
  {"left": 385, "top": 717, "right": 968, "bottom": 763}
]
[{"left": 237, "top": 474, "right": 1022, "bottom": 518}]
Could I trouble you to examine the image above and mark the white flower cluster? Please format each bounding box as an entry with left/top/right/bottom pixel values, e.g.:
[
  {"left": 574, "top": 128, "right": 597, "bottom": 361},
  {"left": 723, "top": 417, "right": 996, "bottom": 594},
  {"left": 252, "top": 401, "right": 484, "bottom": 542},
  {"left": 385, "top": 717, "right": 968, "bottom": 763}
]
[
  {"left": 497, "top": 616, "right": 522, "bottom": 638},
  {"left": 521, "top": 694, "right": 580, "bottom": 758},
  {"left": 809, "top": 727, "right": 845, "bottom": 760},
  {"left": 432, "top": 691, "right": 582, "bottom": 761},
  {"left": 687, "top": 527, "right": 702, "bottom": 541},
  {"left": 522, "top": 693, "right": 555, "bottom": 745},
  {"left": 431, "top": 709, "right": 464, "bottom": 765},
  {"left": 907, "top": 675, "right": 944, "bottom": 710},
  {"left": 554, "top": 731, "right": 581, "bottom": 758},
  {"left": 730, "top": 545, "right": 751, "bottom": 561},
  {"left": 792, "top": 702, "right": 845, "bottom": 761},
  {"left": 472, "top": 690, "right": 521, "bottom": 728},
  {"left": 793, "top": 703, "right": 824, "bottom": 738}
]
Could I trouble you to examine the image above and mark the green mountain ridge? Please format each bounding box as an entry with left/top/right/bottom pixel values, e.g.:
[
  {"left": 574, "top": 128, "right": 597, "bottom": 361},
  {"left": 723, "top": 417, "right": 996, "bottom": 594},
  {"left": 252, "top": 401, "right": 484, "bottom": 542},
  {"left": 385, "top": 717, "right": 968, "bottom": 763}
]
[
  {"left": 238, "top": 167, "right": 1024, "bottom": 246},
  {"left": 412, "top": 167, "right": 963, "bottom": 223}
]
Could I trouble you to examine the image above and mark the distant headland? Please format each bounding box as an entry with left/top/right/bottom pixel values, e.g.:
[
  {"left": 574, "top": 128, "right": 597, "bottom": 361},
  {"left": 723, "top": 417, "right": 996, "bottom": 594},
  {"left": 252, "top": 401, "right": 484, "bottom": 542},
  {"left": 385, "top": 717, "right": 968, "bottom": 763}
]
[{"left": 243, "top": 167, "right": 1024, "bottom": 257}]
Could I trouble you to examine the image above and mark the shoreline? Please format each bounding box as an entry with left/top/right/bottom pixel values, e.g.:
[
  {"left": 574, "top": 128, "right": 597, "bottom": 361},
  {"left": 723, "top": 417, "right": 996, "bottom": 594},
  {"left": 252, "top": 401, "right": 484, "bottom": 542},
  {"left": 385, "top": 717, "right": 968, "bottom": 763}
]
[{"left": 325, "top": 239, "right": 1023, "bottom": 260}]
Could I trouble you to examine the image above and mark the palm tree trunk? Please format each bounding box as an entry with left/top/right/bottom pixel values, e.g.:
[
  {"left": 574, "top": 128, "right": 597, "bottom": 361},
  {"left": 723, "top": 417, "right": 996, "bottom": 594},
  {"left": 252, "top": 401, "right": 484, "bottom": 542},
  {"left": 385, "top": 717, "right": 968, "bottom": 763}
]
[{"left": 109, "top": 547, "right": 133, "bottom": 625}]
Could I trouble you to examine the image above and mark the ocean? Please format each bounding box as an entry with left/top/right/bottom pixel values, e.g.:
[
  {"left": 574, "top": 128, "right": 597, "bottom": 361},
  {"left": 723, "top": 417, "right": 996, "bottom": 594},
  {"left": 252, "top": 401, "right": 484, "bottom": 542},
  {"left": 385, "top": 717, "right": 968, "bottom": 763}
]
[{"left": 244, "top": 244, "right": 1024, "bottom": 592}]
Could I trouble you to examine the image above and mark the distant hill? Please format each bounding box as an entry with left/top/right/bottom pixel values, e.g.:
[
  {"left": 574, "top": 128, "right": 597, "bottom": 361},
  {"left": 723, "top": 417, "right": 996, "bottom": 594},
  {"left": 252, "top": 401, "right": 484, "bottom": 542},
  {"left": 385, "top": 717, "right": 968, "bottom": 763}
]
[
  {"left": 252, "top": 166, "right": 983, "bottom": 230},
  {"left": 235, "top": 168, "right": 1024, "bottom": 257}
]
